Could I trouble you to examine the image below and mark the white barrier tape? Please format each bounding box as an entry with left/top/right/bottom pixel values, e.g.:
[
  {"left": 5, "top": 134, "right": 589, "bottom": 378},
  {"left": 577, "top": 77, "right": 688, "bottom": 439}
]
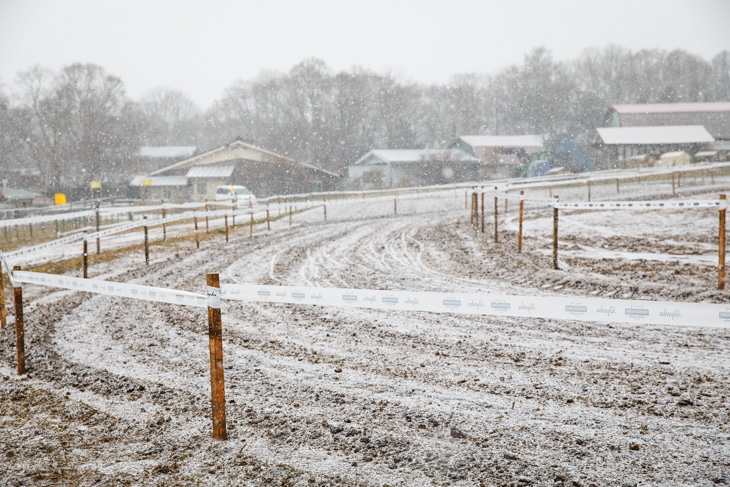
[
  {"left": 13, "top": 271, "right": 207, "bottom": 308},
  {"left": 555, "top": 200, "right": 727, "bottom": 210},
  {"left": 1, "top": 255, "right": 18, "bottom": 288},
  {"left": 477, "top": 191, "right": 557, "bottom": 205},
  {"left": 2, "top": 233, "right": 86, "bottom": 260},
  {"left": 220, "top": 283, "right": 730, "bottom": 329},
  {"left": 207, "top": 286, "right": 221, "bottom": 309},
  {"left": 474, "top": 191, "right": 727, "bottom": 211}
]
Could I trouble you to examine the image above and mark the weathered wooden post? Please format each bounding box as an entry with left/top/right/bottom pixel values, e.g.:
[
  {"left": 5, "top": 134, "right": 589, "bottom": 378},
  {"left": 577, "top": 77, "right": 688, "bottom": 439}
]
[
  {"left": 224, "top": 215, "right": 229, "bottom": 243},
  {"left": 493, "top": 186, "right": 499, "bottom": 243},
  {"left": 394, "top": 198, "right": 397, "bottom": 215},
  {"left": 83, "top": 232, "right": 89, "bottom": 278},
  {"left": 553, "top": 196, "right": 559, "bottom": 270},
  {"left": 144, "top": 218, "right": 150, "bottom": 266},
  {"left": 587, "top": 180, "right": 591, "bottom": 202},
  {"left": 13, "top": 266, "right": 25, "bottom": 375},
  {"left": 480, "top": 191, "right": 485, "bottom": 233},
  {"left": 671, "top": 173, "right": 676, "bottom": 195},
  {"left": 206, "top": 272, "right": 227, "bottom": 441},
  {"left": 289, "top": 206, "right": 292, "bottom": 226},
  {"left": 250, "top": 212, "right": 254, "bottom": 237},
  {"left": 161, "top": 200, "right": 167, "bottom": 244},
  {"left": 0, "top": 262, "right": 5, "bottom": 329},
  {"left": 465, "top": 191, "right": 468, "bottom": 210},
  {"left": 194, "top": 215, "right": 200, "bottom": 249},
  {"left": 518, "top": 190, "right": 524, "bottom": 253},
  {"left": 266, "top": 210, "right": 270, "bottom": 231},
  {"left": 470, "top": 192, "right": 475, "bottom": 225},
  {"left": 95, "top": 202, "right": 101, "bottom": 254},
  {"left": 720, "top": 194, "right": 726, "bottom": 290},
  {"left": 616, "top": 178, "right": 620, "bottom": 194},
  {"left": 324, "top": 204, "right": 327, "bottom": 221},
  {"left": 205, "top": 199, "right": 210, "bottom": 234},
  {"left": 549, "top": 185, "right": 553, "bottom": 198}
]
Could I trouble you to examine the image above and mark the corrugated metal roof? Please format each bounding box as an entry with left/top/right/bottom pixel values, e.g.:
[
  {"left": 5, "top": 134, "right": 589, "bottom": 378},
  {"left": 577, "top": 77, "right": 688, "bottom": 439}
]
[
  {"left": 355, "top": 149, "right": 482, "bottom": 165},
  {"left": 596, "top": 125, "right": 714, "bottom": 145},
  {"left": 459, "top": 135, "right": 544, "bottom": 149},
  {"left": 186, "top": 165, "right": 235, "bottom": 178},
  {"left": 129, "top": 176, "right": 188, "bottom": 187},
  {"left": 137, "top": 146, "right": 197, "bottom": 159},
  {"left": 612, "top": 102, "right": 730, "bottom": 114}
]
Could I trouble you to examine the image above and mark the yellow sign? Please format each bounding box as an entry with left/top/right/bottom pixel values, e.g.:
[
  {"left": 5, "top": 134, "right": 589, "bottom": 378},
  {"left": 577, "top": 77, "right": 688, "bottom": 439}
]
[
  {"left": 143, "top": 178, "right": 152, "bottom": 187},
  {"left": 54, "top": 193, "right": 67, "bottom": 205},
  {"left": 90, "top": 181, "right": 102, "bottom": 189}
]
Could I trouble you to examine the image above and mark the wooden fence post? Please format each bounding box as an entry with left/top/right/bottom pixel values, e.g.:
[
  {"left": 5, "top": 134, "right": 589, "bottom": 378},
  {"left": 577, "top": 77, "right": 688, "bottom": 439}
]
[
  {"left": 493, "top": 187, "right": 499, "bottom": 243},
  {"left": 518, "top": 190, "right": 524, "bottom": 253},
  {"left": 13, "top": 266, "right": 25, "bottom": 375},
  {"left": 587, "top": 180, "right": 591, "bottom": 202},
  {"left": 224, "top": 215, "right": 229, "bottom": 243},
  {"left": 250, "top": 212, "right": 254, "bottom": 237},
  {"left": 324, "top": 204, "right": 327, "bottom": 221},
  {"left": 267, "top": 210, "right": 270, "bottom": 231},
  {"left": 161, "top": 201, "right": 167, "bottom": 244},
  {"left": 720, "top": 194, "right": 726, "bottom": 290},
  {"left": 205, "top": 200, "right": 210, "bottom": 234},
  {"left": 616, "top": 178, "right": 620, "bottom": 194},
  {"left": 83, "top": 232, "right": 89, "bottom": 278},
  {"left": 144, "top": 220, "right": 150, "bottom": 266},
  {"left": 465, "top": 191, "right": 468, "bottom": 210},
  {"left": 394, "top": 198, "right": 397, "bottom": 215},
  {"left": 480, "top": 191, "right": 485, "bottom": 233},
  {"left": 553, "top": 196, "right": 559, "bottom": 270},
  {"left": 194, "top": 215, "right": 200, "bottom": 249},
  {"left": 206, "top": 273, "right": 227, "bottom": 441},
  {"left": 549, "top": 185, "right": 553, "bottom": 198},
  {"left": 671, "top": 173, "right": 676, "bottom": 195},
  {"left": 289, "top": 206, "right": 292, "bottom": 226},
  {"left": 95, "top": 202, "right": 101, "bottom": 255},
  {"left": 0, "top": 263, "right": 5, "bottom": 329}
]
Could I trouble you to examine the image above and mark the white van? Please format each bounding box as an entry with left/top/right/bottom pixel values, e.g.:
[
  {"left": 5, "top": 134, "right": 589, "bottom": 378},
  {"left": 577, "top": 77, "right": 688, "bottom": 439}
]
[{"left": 215, "top": 185, "right": 257, "bottom": 205}]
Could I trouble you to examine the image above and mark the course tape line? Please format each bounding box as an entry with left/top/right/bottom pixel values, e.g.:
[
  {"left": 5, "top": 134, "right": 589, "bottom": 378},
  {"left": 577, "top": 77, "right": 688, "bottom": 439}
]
[
  {"left": 9, "top": 270, "right": 730, "bottom": 328},
  {"left": 3, "top": 208, "right": 262, "bottom": 260},
  {"left": 13, "top": 271, "right": 207, "bottom": 308},
  {"left": 554, "top": 200, "right": 727, "bottom": 210},
  {"left": 219, "top": 284, "right": 730, "bottom": 329},
  {"left": 475, "top": 191, "right": 727, "bottom": 210}
]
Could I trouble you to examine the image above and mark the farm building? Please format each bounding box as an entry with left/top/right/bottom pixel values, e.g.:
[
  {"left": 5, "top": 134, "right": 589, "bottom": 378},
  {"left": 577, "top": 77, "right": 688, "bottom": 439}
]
[
  {"left": 606, "top": 102, "right": 730, "bottom": 141},
  {"left": 128, "top": 175, "right": 189, "bottom": 201},
  {"left": 134, "top": 146, "right": 198, "bottom": 173},
  {"left": 347, "top": 149, "right": 482, "bottom": 190},
  {"left": 145, "top": 139, "right": 339, "bottom": 200},
  {"left": 451, "top": 135, "right": 544, "bottom": 179},
  {"left": 592, "top": 125, "right": 714, "bottom": 169},
  {"left": 657, "top": 151, "right": 691, "bottom": 167}
]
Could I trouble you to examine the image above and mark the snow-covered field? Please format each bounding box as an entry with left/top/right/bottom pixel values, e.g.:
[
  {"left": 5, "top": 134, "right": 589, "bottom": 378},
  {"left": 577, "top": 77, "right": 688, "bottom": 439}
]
[{"left": 1, "top": 176, "right": 729, "bottom": 486}]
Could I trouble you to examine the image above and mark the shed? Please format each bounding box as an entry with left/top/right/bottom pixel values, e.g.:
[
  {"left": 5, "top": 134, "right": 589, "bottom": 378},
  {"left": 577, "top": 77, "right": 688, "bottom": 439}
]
[
  {"left": 347, "top": 149, "right": 482, "bottom": 190},
  {"left": 593, "top": 125, "right": 713, "bottom": 169},
  {"left": 658, "top": 151, "right": 691, "bottom": 167},
  {"left": 606, "top": 102, "right": 730, "bottom": 140},
  {"left": 185, "top": 165, "right": 235, "bottom": 201},
  {"left": 129, "top": 175, "right": 189, "bottom": 201}
]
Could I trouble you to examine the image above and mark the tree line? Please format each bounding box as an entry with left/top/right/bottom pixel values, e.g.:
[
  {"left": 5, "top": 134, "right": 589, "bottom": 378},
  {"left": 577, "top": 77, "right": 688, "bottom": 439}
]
[{"left": 1, "top": 45, "right": 729, "bottom": 194}]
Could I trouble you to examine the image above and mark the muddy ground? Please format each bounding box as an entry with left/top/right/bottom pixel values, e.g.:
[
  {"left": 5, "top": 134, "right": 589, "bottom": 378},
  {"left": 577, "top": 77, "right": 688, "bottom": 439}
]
[{"left": 1, "top": 191, "right": 729, "bottom": 486}]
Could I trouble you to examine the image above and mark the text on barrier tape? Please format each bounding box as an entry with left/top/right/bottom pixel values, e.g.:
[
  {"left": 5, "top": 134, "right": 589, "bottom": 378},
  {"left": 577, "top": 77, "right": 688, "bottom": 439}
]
[
  {"left": 13, "top": 271, "right": 207, "bottom": 308},
  {"left": 219, "top": 283, "right": 730, "bottom": 329}
]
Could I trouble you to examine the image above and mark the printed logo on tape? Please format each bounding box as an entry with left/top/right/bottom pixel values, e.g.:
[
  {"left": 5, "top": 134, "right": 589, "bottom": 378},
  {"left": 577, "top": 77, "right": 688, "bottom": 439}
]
[{"left": 207, "top": 286, "right": 221, "bottom": 309}]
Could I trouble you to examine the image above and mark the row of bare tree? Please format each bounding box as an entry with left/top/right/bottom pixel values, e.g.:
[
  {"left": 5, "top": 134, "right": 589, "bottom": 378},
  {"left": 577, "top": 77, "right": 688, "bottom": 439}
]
[{"left": 1, "top": 46, "right": 729, "bottom": 194}]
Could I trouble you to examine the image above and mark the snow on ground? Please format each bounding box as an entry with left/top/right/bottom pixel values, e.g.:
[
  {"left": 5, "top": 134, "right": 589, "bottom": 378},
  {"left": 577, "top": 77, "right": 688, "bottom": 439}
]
[{"left": 1, "top": 176, "right": 729, "bottom": 486}]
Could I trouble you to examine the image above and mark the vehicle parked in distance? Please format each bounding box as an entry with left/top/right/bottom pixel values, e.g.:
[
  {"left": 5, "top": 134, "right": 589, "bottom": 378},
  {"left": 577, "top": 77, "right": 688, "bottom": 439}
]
[{"left": 215, "top": 185, "right": 257, "bottom": 205}]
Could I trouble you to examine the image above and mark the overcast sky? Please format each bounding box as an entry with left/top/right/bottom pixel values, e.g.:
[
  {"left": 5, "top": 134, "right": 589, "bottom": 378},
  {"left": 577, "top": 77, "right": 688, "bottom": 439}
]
[{"left": 1, "top": 0, "right": 728, "bottom": 109}]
